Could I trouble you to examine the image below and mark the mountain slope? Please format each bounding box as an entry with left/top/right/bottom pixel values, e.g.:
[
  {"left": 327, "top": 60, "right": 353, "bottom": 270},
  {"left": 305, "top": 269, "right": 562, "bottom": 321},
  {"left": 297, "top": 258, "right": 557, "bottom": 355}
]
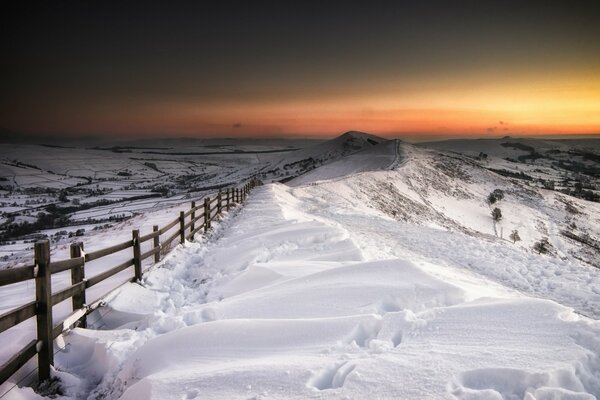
[
  {"left": 4, "top": 135, "right": 600, "bottom": 399},
  {"left": 291, "top": 141, "right": 600, "bottom": 270},
  {"left": 288, "top": 139, "right": 401, "bottom": 185},
  {"left": 25, "top": 182, "right": 600, "bottom": 400},
  {"left": 257, "top": 131, "right": 387, "bottom": 181}
]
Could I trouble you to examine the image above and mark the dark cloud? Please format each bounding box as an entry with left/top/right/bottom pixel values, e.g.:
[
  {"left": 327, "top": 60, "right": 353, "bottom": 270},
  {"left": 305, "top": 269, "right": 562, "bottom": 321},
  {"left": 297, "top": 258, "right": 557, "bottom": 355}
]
[{"left": 488, "top": 120, "right": 512, "bottom": 134}]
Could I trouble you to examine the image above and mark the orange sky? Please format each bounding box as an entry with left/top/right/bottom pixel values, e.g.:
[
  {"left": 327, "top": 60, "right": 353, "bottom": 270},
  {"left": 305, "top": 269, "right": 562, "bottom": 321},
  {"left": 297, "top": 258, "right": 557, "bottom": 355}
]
[
  {"left": 19, "top": 70, "right": 597, "bottom": 139},
  {"left": 5, "top": 69, "right": 598, "bottom": 140},
  {"left": 2, "top": 2, "right": 600, "bottom": 140}
]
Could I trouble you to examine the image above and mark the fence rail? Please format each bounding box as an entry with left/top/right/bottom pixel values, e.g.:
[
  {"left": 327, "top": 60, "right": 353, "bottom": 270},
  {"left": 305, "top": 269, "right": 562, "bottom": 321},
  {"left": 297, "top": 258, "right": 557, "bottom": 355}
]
[{"left": 0, "top": 180, "right": 258, "bottom": 388}]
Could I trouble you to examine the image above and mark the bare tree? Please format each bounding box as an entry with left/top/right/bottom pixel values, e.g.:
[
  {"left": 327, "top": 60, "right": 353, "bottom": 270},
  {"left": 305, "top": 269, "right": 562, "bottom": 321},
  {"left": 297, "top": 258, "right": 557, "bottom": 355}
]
[
  {"left": 487, "top": 189, "right": 504, "bottom": 205},
  {"left": 509, "top": 229, "right": 521, "bottom": 244},
  {"left": 533, "top": 237, "right": 552, "bottom": 254},
  {"left": 492, "top": 207, "right": 502, "bottom": 221}
]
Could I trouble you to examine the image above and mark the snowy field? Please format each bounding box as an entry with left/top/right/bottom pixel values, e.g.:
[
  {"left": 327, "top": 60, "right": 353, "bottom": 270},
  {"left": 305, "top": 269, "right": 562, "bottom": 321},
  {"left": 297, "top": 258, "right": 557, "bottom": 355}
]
[
  {"left": 1, "top": 134, "right": 600, "bottom": 399},
  {"left": 8, "top": 182, "right": 600, "bottom": 399},
  {"left": 1, "top": 134, "right": 385, "bottom": 266},
  {"left": 0, "top": 138, "right": 322, "bottom": 266}
]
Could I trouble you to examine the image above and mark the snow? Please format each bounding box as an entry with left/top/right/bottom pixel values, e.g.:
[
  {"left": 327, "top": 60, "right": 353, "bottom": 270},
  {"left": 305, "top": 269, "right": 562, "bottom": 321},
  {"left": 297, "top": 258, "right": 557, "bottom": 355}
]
[
  {"left": 0, "top": 135, "right": 379, "bottom": 267},
  {"left": 2, "top": 136, "right": 600, "bottom": 399},
  {"left": 288, "top": 139, "right": 401, "bottom": 185},
  {"left": 2, "top": 179, "right": 598, "bottom": 399}
]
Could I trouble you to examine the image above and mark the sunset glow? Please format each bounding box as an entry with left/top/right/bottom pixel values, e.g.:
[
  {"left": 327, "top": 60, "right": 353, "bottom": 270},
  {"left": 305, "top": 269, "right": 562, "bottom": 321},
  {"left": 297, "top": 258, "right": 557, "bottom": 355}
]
[{"left": 1, "top": 2, "right": 599, "bottom": 140}]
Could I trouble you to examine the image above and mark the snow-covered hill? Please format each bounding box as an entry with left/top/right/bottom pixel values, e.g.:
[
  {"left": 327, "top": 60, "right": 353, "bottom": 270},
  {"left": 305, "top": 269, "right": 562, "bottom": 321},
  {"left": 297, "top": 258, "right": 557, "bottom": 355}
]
[
  {"left": 2, "top": 135, "right": 600, "bottom": 399},
  {"left": 288, "top": 139, "right": 402, "bottom": 185},
  {"left": 5, "top": 137, "right": 600, "bottom": 399},
  {"left": 0, "top": 133, "right": 382, "bottom": 267},
  {"left": 293, "top": 141, "right": 600, "bottom": 270},
  {"left": 257, "top": 131, "right": 387, "bottom": 181}
]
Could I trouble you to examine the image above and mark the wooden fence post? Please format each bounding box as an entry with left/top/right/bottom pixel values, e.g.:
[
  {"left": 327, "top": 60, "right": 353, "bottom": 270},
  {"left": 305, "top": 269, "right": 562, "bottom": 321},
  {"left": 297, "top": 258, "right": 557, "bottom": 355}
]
[
  {"left": 35, "top": 240, "right": 53, "bottom": 383},
  {"left": 217, "top": 190, "right": 222, "bottom": 214},
  {"left": 70, "top": 242, "right": 86, "bottom": 328},
  {"left": 132, "top": 230, "right": 142, "bottom": 282},
  {"left": 204, "top": 198, "right": 211, "bottom": 231},
  {"left": 226, "top": 188, "right": 231, "bottom": 211},
  {"left": 189, "top": 202, "right": 196, "bottom": 241},
  {"left": 179, "top": 211, "right": 185, "bottom": 244},
  {"left": 153, "top": 225, "right": 160, "bottom": 263}
]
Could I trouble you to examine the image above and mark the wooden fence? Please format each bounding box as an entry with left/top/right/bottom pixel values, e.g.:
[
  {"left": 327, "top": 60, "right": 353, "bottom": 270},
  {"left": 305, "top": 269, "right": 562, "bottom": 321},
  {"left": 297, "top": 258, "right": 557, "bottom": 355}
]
[{"left": 0, "top": 180, "right": 258, "bottom": 387}]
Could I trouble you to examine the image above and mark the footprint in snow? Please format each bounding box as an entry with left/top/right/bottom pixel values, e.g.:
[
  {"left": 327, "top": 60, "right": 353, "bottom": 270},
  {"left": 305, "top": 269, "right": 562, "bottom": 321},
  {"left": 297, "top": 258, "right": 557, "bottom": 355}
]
[
  {"left": 308, "top": 361, "right": 357, "bottom": 390},
  {"left": 343, "top": 320, "right": 383, "bottom": 348},
  {"left": 391, "top": 329, "right": 403, "bottom": 348}
]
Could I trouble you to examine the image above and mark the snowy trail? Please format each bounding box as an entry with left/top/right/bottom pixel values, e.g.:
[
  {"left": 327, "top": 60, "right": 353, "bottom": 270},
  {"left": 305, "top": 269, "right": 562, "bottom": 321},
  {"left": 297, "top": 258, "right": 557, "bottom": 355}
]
[
  {"left": 9, "top": 183, "right": 600, "bottom": 400},
  {"left": 291, "top": 182, "right": 600, "bottom": 319}
]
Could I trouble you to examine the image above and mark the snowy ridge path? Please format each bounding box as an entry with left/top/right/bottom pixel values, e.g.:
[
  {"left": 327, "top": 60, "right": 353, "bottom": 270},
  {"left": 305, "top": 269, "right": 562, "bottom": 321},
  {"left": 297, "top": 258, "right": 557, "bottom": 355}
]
[
  {"left": 289, "top": 142, "right": 600, "bottom": 320},
  {"left": 16, "top": 184, "right": 600, "bottom": 400},
  {"left": 387, "top": 139, "right": 406, "bottom": 170},
  {"left": 288, "top": 139, "right": 402, "bottom": 186},
  {"left": 293, "top": 182, "right": 600, "bottom": 319}
]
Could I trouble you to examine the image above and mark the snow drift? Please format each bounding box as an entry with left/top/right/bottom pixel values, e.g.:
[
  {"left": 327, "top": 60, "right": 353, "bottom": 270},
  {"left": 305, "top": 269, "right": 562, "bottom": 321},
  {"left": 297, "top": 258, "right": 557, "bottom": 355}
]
[{"left": 4, "top": 137, "right": 600, "bottom": 400}]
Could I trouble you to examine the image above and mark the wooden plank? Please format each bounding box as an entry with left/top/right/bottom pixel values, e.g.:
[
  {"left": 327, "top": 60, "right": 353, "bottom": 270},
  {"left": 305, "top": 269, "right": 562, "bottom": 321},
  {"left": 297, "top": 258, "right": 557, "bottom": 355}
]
[
  {"left": 218, "top": 190, "right": 223, "bottom": 214},
  {"left": 85, "top": 275, "right": 135, "bottom": 317},
  {"left": 70, "top": 242, "right": 86, "bottom": 328},
  {"left": 86, "top": 258, "right": 134, "bottom": 288},
  {"left": 35, "top": 240, "right": 53, "bottom": 382},
  {"left": 189, "top": 204, "right": 203, "bottom": 213},
  {"left": 0, "top": 339, "right": 38, "bottom": 386},
  {"left": 184, "top": 219, "right": 194, "bottom": 231},
  {"left": 49, "top": 256, "right": 84, "bottom": 274},
  {"left": 0, "top": 301, "right": 37, "bottom": 334},
  {"left": 140, "top": 246, "right": 160, "bottom": 261},
  {"left": 179, "top": 211, "right": 185, "bottom": 244},
  {"left": 139, "top": 230, "right": 160, "bottom": 243},
  {"left": 52, "top": 307, "right": 87, "bottom": 339},
  {"left": 132, "top": 230, "right": 142, "bottom": 282},
  {"left": 0, "top": 265, "right": 35, "bottom": 287},
  {"left": 158, "top": 217, "right": 180, "bottom": 235},
  {"left": 192, "top": 212, "right": 205, "bottom": 224},
  {"left": 153, "top": 225, "right": 160, "bottom": 263},
  {"left": 162, "top": 229, "right": 180, "bottom": 249},
  {"left": 187, "top": 222, "right": 206, "bottom": 240},
  {"left": 189, "top": 201, "right": 196, "bottom": 241},
  {"left": 204, "top": 198, "right": 211, "bottom": 231},
  {"left": 185, "top": 199, "right": 206, "bottom": 217},
  {"left": 51, "top": 281, "right": 86, "bottom": 306},
  {"left": 85, "top": 239, "right": 133, "bottom": 262}
]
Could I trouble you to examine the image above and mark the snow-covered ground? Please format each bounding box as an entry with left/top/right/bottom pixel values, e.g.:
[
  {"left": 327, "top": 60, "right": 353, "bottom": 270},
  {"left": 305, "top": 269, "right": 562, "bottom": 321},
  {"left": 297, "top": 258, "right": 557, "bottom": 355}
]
[
  {"left": 4, "top": 140, "right": 600, "bottom": 399},
  {"left": 1, "top": 134, "right": 383, "bottom": 267}
]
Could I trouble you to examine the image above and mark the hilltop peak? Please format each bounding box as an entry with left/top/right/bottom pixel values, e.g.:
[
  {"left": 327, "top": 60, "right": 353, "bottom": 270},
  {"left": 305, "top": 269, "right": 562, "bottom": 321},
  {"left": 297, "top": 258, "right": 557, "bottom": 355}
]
[{"left": 339, "top": 130, "right": 386, "bottom": 142}]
